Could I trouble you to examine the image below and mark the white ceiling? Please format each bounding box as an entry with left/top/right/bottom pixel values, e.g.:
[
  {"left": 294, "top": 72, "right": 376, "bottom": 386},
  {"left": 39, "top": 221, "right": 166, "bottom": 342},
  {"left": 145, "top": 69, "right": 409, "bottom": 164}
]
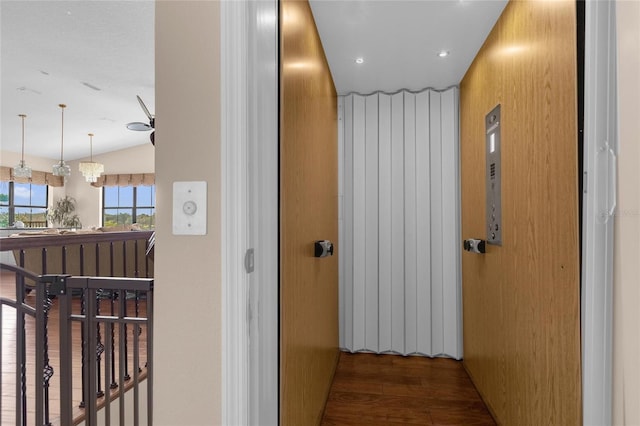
[
  {"left": 1, "top": 0, "right": 506, "bottom": 161},
  {"left": 309, "top": 0, "right": 508, "bottom": 94}
]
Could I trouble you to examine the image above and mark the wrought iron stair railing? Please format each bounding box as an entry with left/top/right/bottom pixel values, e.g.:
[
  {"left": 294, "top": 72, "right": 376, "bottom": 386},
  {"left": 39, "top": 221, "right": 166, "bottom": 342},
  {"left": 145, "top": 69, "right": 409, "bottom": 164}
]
[{"left": 0, "top": 263, "right": 153, "bottom": 426}]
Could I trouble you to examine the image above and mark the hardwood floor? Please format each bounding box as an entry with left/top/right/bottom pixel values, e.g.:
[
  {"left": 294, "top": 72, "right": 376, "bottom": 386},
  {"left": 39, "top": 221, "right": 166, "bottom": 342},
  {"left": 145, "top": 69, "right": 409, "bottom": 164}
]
[
  {"left": 4, "top": 265, "right": 492, "bottom": 425},
  {"left": 322, "top": 352, "right": 495, "bottom": 426},
  {"left": 1, "top": 270, "right": 148, "bottom": 425}
]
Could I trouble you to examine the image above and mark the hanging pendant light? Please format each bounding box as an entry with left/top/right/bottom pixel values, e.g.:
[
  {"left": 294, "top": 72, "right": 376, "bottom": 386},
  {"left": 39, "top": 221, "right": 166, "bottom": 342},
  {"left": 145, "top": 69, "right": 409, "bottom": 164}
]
[
  {"left": 78, "top": 133, "right": 104, "bottom": 183},
  {"left": 13, "top": 114, "right": 32, "bottom": 178},
  {"left": 52, "top": 103, "right": 71, "bottom": 177}
]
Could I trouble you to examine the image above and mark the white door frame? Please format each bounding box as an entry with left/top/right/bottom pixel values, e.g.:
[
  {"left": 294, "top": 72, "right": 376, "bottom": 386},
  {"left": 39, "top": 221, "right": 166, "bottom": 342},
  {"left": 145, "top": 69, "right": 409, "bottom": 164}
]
[
  {"left": 220, "top": 1, "right": 616, "bottom": 424},
  {"left": 582, "top": 1, "right": 617, "bottom": 424},
  {"left": 221, "top": 1, "right": 279, "bottom": 425}
]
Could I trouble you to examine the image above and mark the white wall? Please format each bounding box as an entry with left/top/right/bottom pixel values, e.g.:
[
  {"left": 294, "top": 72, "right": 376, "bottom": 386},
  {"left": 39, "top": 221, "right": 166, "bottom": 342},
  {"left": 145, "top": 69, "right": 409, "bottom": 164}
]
[
  {"left": 155, "top": 1, "right": 222, "bottom": 424},
  {"left": 66, "top": 143, "right": 154, "bottom": 227},
  {"left": 613, "top": 1, "right": 640, "bottom": 424},
  {"left": 1, "top": 144, "right": 153, "bottom": 229}
]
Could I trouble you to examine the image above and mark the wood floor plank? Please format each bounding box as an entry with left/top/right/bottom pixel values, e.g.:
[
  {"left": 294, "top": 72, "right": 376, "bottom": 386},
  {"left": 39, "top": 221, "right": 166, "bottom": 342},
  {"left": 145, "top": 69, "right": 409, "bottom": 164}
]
[{"left": 321, "top": 352, "right": 495, "bottom": 425}]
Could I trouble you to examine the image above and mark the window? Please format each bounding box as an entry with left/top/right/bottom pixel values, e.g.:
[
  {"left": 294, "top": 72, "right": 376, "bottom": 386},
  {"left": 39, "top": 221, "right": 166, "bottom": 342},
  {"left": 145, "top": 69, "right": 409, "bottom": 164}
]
[
  {"left": 0, "top": 181, "right": 49, "bottom": 228},
  {"left": 103, "top": 185, "right": 155, "bottom": 230}
]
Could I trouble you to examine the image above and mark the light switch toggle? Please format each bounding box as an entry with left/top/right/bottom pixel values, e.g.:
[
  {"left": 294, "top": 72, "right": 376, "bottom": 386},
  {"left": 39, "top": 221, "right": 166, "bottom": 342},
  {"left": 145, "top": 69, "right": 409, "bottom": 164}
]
[{"left": 183, "top": 200, "right": 198, "bottom": 216}]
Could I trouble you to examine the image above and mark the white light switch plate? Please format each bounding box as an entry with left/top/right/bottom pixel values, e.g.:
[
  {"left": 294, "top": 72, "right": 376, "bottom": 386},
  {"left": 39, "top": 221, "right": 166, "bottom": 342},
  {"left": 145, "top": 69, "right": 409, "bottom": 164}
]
[{"left": 173, "top": 181, "right": 207, "bottom": 235}]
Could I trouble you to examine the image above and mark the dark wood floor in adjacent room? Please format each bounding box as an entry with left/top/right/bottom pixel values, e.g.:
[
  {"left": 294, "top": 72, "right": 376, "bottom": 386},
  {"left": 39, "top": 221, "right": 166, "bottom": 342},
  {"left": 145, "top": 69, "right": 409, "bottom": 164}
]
[{"left": 321, "top": 352, "right": 495, "bottom": 426}]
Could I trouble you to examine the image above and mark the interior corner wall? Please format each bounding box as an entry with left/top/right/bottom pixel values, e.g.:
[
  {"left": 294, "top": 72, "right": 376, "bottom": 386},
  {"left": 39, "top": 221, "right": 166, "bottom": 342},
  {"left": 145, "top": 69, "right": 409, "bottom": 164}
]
[
  {"left": 155, "top": 2, "right": 222, "bottom": 424},
  {"left": 460, "top": 1, "right": 581, "bottom": 425},
  {"left": 338, "top": 88, "right": 462, "bottom": 359},
  {"left": 613, "top": 0, "right": 640, "bottom": 424}
]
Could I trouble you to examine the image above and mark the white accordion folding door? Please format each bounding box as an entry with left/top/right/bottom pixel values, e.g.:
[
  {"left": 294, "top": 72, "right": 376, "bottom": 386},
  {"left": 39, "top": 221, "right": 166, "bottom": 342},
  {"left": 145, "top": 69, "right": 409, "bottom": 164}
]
[{"left": 338, "top": 87, "right": 462, "bottom": 358}]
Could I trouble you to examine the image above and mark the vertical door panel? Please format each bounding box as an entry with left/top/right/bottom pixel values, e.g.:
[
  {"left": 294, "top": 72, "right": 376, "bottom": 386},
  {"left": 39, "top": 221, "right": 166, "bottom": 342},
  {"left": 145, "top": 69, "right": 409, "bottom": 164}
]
[
  {"left": 415, "top": 91, "right": 432, "bottom": 355},
  {"left": 390, "top": 92, "right": 405, "bottom": 353},
  {"left": 352, "top": 95, "right": 366, "bottom": 351},
  {"left": 429, "top": 91, "right": 444, "bottom": 354},
  {"left": 342, "top": 95, "right": 354, "bottom": 351},
  {"left": 364, "top": 94, "right": 379, "bottom": 351},
  {"left": 403, "top": 93, "right": 418, "bottom": 354},
  {"left": 440, "top": 88, "right": 461, "bottom": 357},
  {"left": 377, "top": 95, "right": 393, "bottom": 352}
]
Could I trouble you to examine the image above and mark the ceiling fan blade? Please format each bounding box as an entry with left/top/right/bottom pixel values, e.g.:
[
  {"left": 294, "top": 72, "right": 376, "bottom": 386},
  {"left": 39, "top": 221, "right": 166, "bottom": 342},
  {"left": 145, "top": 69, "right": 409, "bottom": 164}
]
[
  {"left": 137, "top": 95, "right": 153, "bottom": 121},
  {"left": 127, "top": 122, "right": 152, "bottom": 131}
]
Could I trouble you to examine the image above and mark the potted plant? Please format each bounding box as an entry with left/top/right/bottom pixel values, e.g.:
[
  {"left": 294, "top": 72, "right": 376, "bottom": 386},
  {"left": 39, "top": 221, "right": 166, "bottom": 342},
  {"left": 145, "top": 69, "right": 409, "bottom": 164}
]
[{"left": 47, "top": 196, "right": 82, "bottom": 228}]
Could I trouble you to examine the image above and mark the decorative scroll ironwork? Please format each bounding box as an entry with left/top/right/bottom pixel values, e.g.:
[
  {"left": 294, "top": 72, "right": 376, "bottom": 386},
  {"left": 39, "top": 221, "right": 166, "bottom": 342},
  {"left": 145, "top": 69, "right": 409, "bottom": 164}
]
[
  {"left": 43, "top": 294, "right": 54, "bottom": 426},
  {"left": 96, "top": 294, "right": 105, "bottom": 398},
  {"left": 110, "top": 290, "right": 119, "bottom": 389},
  {"left": 1, "top": 263, "right": 154, "bottom": 425}
]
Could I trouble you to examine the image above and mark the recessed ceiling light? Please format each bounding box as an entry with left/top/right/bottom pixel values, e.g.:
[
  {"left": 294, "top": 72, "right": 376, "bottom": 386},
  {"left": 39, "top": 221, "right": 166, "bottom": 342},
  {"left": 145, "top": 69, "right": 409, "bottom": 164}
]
[
  {"left": 438, "top": 50, "right": 450, "bottom": 58},
  {"left": 355, "top": 57, "right": 364, "bottom": 64}
]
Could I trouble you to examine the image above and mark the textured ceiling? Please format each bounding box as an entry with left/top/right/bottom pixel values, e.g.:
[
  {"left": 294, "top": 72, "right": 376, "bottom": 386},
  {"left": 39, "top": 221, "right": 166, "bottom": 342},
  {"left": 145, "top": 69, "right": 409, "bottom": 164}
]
[
  {"left": 1, "top": 1, "right": 154, "bottom": 161},
  {"left": 1, "top": 0, "right": 507, "bottom": 161}
]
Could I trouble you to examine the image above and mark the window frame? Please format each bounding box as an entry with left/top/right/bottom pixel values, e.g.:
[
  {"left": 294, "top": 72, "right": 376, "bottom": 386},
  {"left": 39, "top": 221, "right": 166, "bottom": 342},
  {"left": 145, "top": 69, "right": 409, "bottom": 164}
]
[
  {"left": 102, "top": 185, "right": 155, "bottom": 229},
  {"left": 0, "top": 181, "right": 49, "bottom": 228}
]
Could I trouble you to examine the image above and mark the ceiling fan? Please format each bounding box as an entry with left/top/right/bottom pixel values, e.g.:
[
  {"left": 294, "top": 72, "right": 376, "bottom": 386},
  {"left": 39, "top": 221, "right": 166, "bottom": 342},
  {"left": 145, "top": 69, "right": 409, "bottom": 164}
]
[{"left": 126, "top": 95, "right": 155, "bottom": 145}]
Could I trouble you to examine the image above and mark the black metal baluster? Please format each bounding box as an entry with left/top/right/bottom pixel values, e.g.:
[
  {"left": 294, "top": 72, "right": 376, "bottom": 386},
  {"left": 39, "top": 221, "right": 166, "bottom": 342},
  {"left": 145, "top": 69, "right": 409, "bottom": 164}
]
[
  {"left": 122, "top": 241, "right": 131, "bottom": 380},
  {"left": 135, "top": 290, "right": 143, "bottom": 373},
  {"left": 96, "top": 294, "right": 105, "bottom": 398},
  {"left": 42, "top": 292, "right": 54, "bottom": 426},
  {"left": 19, "top": 280, "right": 27, "bottom": 425},
  {"left": 110, "top": 289, "right": 118, "bottom": 390},
  {"left": 79, "top": 286, "right": 86, "bottom": 409},
  {"left": 124, "top": 289, "right": 130, "bottom": 381}
]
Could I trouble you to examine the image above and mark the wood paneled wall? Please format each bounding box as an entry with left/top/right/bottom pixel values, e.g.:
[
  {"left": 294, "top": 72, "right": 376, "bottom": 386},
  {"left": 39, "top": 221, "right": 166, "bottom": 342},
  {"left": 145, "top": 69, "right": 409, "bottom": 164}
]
[
  {"left": 280, "top": 0, "right": 339, "bottom": 424},
  {"left": 460, "top": 1, "right": 581, "bottom": 425}
]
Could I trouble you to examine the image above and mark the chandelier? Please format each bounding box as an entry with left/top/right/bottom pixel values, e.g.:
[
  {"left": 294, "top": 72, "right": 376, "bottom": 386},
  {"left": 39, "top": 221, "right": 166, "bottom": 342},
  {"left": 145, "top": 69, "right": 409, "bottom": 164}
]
[
  {"left": 52, "top": 103, "right": 71, "bottom": 177},
  {"left": 13, "top": 114, "right": 32, "bottom": 178},
  {"left": 78, "top": 133, "right": 104, "bottom": 183}
]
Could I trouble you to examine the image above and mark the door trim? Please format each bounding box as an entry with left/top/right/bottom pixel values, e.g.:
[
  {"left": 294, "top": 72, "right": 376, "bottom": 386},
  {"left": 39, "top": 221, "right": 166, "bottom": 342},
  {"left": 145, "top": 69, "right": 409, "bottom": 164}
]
[
  {"left": 221, "top": 0, "right": 250, "bottom": 423},
  {"left": 581, "top": 1, "right": 617, "bottom": 424},
  {"left": 221, "top": 1, "right": 279, "bottom": 424}
]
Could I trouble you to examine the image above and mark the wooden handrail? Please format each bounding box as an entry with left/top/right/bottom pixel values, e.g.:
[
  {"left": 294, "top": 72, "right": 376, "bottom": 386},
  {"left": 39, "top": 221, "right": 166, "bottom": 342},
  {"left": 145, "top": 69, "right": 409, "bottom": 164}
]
[
  {"left": 0, "top": 230, "right": 155, "bottom": 279},
  {"left": 0, "top": 231, "right": 154, "bottom": 251}
]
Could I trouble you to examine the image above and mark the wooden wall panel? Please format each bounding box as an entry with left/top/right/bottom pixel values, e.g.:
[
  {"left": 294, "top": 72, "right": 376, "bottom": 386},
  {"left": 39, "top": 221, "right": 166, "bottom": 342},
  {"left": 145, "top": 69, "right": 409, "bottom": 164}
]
[
  {"left": 280, "top": 0, "right": 339, "bottom": 424},
  {"left": 460, "top": 1, "right": 581, "bottom": 425}
]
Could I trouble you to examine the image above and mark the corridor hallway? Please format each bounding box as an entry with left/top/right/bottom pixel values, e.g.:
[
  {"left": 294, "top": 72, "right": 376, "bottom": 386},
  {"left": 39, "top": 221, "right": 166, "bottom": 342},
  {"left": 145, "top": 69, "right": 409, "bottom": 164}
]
[{"left": 321, "top": 352, "right": 495, "bottom": 425}]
